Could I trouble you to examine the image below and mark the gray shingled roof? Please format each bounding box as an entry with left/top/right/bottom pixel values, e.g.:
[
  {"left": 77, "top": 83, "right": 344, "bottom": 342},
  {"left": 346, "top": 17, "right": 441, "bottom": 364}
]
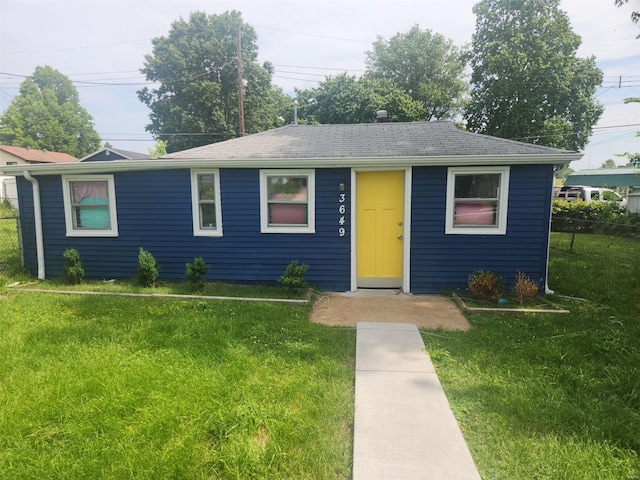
[
  {"left": 110, "top": 148, "right": 153, "bottom": 160},
  {"left": 166, "top": 122, "right": 575, "bottom": 160},
  {"left": 78, "top": 147, "right": 153, "bottom": 161}
]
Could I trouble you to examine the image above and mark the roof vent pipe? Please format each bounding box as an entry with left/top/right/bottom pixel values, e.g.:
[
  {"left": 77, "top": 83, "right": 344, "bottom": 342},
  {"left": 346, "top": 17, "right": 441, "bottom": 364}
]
[{"left": 376, "top": 110, "right": 388, "bottom": 123}]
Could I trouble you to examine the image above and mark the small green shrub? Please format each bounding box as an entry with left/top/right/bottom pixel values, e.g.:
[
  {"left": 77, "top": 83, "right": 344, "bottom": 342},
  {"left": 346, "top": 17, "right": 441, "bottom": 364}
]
[
  {"left": 512, "top": 271, "right": 539, "bottom": 304},
  {"left": 186, "top": 257, "right": 209, "bottom": 290},
  {"left": 62, "top": 248, "right": 84, "bottom": 285},
  {"left": 136, "top": 247, "right": 159, "bottom": 287},
  {"left": 468, "top": 269, "right": 503, "bottom": 301},
  {"left": 279, "top": 260, "right": 309, "bottom": 295},
  {"left": 1, "top": 198, "right": 18, "bottom": 214}
]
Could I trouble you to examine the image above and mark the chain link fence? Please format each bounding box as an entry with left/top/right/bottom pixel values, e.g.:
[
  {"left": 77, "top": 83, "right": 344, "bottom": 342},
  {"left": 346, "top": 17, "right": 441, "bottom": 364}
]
[
  {"left": 550, "top": 217, "right": 640, "bottom": 266},
  {"left": 0, "top": 209, "right": 21, "bottom": 276}
]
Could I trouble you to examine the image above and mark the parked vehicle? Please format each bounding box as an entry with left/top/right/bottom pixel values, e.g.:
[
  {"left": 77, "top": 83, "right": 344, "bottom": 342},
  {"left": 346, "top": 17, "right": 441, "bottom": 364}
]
[{"left": 553, "top": 185, "right": 627, "bottom": 206}]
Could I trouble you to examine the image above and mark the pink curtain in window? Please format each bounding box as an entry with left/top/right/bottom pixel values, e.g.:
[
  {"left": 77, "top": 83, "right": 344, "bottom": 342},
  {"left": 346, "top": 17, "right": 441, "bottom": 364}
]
[
  {"left": 72, "top": 181, "right": 108, "bottom": 203},
  {"left": 454, "top": 202, "right": 496, "bottom": 225}
]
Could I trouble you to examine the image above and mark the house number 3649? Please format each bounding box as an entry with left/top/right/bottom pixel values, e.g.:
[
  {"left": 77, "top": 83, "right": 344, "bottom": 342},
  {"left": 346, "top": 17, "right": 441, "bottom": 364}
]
[{"left": 338, "top": 193, "right": 346, "bottom": 237}]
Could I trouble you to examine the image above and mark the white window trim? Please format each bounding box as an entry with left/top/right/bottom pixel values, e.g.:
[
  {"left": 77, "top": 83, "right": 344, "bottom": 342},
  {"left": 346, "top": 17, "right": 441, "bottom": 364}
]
[
  {"left": 445, "top": 166, "right": 510, "bottom": 235},
  {"left": 62, "top": 174, "right": 118, "bottom": 237},
  {"left": 190, "top": 169, "right": 223, "bottom": 237},
  {"left": 260, "top": 169, "right": 315, "bottom": 234}
]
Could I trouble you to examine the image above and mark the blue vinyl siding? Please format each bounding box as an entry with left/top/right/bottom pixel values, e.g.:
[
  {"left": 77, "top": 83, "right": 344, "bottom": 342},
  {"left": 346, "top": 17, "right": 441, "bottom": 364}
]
[
  {"left": 18, "top": 168, "right": 352, "bottom": 291},
  {"left": 410, "top": 164, "right": 554, "bottom": 293},
  {"left": 17, "top": 163, "right": 553, "bottom": 293},
  {"left": 16, "top": 177, "right": 37, "bottom": 274}
]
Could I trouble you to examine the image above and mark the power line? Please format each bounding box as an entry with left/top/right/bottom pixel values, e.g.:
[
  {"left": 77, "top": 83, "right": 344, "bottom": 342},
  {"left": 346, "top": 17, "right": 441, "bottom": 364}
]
[
  {"left": 4, "top": 68, "right": 640, "bottom": 90},
  {"left": 272, "top": 75, "right": 320, "bottom": 83},
  {"left": 592, "top": 123, "right": 640, "bottom": 130},
  {"left": 586, "top": 131, "right": 637, "bottom": 147},
  {"left": 276, "top": 70, "right": 335, "bottom": 78},
  {"left": 66, "top": 70, "right": 141, "bottom": 76},
  {"left": 254, "top": 24, "right": 371, "bottom": 44},
  {"left": 273, "top": 64, "right": 366, "bottom": 72}
]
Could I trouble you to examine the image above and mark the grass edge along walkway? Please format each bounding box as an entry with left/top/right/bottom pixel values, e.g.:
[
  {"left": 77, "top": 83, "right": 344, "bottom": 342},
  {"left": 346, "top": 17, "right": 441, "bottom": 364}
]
[{"left": 8, "top": 285, "right": 309, "bottom": 304}]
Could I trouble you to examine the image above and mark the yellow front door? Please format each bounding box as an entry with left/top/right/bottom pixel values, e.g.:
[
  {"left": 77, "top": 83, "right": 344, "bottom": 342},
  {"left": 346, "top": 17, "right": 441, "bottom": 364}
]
[{"left": 356, "top": 171, "right": 404, "bottom": 288}]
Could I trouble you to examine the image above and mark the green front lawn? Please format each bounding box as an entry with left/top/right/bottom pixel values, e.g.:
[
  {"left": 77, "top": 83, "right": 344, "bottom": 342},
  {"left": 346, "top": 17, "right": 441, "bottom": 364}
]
[
  {"left": 0, "top": 294, "right": 355, "bottom": 479},
  {"left": 423, "top": 233, "right": 640, "bottom": 479},
  {"left": 2, "top": 230, "right": 639, "bottom": 478}
]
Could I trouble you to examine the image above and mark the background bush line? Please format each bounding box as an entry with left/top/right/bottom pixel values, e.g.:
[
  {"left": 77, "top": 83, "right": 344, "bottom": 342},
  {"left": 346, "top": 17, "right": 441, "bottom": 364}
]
[{"left": 552, "top": 200, "right": 640, "bottom": 236}]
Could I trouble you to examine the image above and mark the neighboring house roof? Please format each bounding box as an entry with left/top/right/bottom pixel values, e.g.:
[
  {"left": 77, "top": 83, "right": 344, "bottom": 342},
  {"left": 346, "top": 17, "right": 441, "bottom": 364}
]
[
  {"left": 166, "top": 122, "right": 576, "bottom": 160},
  {"left": 2, "top": 122, "right": 582, "bottom": 176},
  {"left": 564, "top": 168, "right": 640, "bottom": 188},
  {"left": 0, "top": 145, "right": 77, "bottom": 163},
  {"left": 77, "top": 147, "right": 153, "bottom": 162}
]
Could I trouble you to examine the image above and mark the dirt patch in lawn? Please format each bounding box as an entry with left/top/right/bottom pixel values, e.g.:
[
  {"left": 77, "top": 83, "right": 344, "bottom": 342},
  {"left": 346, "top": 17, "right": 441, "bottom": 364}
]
[{"left": 310, "top": 291, "right": 471, "bottom": 331}]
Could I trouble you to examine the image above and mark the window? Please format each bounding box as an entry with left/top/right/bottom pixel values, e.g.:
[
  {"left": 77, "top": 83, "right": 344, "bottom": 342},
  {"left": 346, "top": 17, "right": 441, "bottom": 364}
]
[
  {"left": 62, "top": 175, "right": 118, "bottom": 237},
  {"left": 445, "top": 166, "right": 509, "bottom": 235},
  {"left": 191, "top": 170, "right": 223, "bottom": 236},
  {"left": 260, "top": 170, "right": 315, "bottom": 233}
]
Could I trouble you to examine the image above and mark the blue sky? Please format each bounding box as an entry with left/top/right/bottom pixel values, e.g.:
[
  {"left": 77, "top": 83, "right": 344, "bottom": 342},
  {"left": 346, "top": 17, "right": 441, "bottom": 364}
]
[{"left": 1, "top": 0, "right": 639, "bottom": 170}]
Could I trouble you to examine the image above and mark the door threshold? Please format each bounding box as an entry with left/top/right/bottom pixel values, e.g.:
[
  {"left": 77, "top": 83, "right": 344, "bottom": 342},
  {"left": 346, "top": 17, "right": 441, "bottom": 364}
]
[{"left": 342, "top": 288, "right": 408, "bottom": 298}]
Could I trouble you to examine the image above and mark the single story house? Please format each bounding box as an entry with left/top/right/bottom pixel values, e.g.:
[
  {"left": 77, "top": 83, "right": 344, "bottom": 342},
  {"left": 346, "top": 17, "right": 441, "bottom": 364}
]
[
  {"left": 4, "top": 122, "right": 581, "bottom": 293},
  {"left": 0, "top": 145, "right": 77, "bottom": 169},
  {"left": 1, "top": 145, "right": 77, "bottom": 208}
]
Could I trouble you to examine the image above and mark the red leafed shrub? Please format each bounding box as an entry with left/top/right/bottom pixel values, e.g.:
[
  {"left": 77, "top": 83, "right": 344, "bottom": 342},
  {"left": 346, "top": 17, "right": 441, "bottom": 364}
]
[{"left": 468, "top": 269, "right": 503, "bottom": 301}]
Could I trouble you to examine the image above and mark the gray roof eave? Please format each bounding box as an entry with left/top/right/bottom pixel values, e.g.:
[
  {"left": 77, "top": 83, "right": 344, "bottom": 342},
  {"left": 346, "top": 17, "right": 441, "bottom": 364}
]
[{"left": 3, "top": 153, "right": 583, "bottom": 176}]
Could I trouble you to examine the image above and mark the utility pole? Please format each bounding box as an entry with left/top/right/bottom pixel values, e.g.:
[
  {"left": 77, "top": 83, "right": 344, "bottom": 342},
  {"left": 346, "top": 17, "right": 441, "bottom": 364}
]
[{"left": 237, "top": 27, "right": 245, "bottom": 137}]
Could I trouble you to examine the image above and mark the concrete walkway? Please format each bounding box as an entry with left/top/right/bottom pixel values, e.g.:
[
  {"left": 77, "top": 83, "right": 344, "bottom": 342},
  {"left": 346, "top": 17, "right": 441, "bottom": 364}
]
[{"left": 353, "top": 322, "right": 481, "bottom": 480}]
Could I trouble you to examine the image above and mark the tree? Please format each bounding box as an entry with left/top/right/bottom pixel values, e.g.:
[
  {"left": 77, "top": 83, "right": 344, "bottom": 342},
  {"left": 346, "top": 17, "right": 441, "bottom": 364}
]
[
  {"left": 617, "top": 98, "right": 640, "bottom": 165},
  {"left": 138, "top": 11, "right": 289, "bottom": 153},
  {"left": 295, "top": 73, "right": 425, "bottom": 124},
  {"left": 465, "top": 0, "right": 603, "bottom": 152},
  {"left": 365, "top": 25, "right": 468, "bottom": 120},
  {"left": 601, "top": 159, "right": 618, "bottom": 169},
  {"left": 555, "top": 165, "right": 573, "bottom": 180},
  {"left": 148, "top": 139, "right": 168, "bottom": 158},
  {"left": 615, "top": 0, "right": 640, "bottom": 35},
  {"left": 616, "top": 152, "right": 640, "bottom": 167},
  {"left": 0, "top": 66, "right": 101, "bottom": 157}
]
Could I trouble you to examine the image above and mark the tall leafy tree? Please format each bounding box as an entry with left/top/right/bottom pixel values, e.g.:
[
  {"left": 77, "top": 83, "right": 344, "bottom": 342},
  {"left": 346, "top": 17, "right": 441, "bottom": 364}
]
[
  {"left": 600, "top": 159, "right": 618, "bottom": 169},
  {"left": 619, "top": 97, "right": 640, "bottom": 164},
  {"left": 618, "top": 153, "right": 640, "bottom": 167},
  {"left": 365, "top": 25, "right": 468, "bottom": 120},
  {"left": 466, "top": 0, "right": 603, "bottom": 151},
  {"left": 295, "top": 73, "right": 425, "bottom": 124},
  {"left": 138, "top": 11, "right": 289, "bottom": 153},
  {"left": 148, "top": 139, "right": 168, "bottom": 158},
  {"left": 0, "top": 66, "right": 101, "bottom": 157},
  {"left": 615, "top": 0, "right": 640, "bottom": 35}
]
